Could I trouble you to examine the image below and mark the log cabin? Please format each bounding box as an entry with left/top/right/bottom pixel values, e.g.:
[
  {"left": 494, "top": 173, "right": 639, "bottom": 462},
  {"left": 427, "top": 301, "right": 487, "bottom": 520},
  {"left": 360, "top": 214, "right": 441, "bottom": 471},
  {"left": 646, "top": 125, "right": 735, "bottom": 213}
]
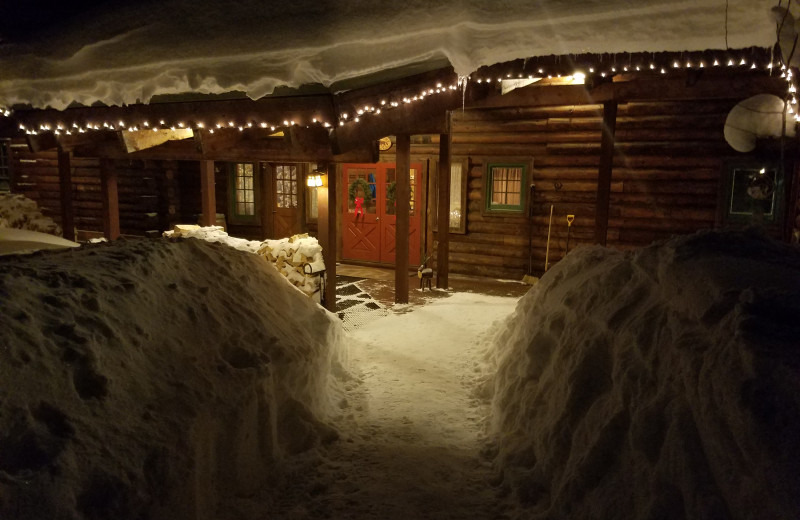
[{"left": 1, "top": 48, "right": 798, "bottom": 308}]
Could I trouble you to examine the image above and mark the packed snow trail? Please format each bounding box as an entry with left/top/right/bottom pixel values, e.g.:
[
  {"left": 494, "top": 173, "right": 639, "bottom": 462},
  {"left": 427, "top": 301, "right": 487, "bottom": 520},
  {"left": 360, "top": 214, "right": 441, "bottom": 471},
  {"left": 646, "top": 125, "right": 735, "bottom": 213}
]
[{"left": 248, "top": 292, "right": 521, "bottom": 519}]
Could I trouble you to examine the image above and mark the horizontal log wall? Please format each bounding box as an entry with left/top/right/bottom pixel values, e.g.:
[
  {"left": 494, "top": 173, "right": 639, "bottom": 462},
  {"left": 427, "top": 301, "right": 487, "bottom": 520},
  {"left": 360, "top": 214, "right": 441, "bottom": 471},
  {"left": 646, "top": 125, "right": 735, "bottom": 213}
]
[
  {"left": 9, "top": 138, "right": 178, "bottom": 237},
  {"left": 426, "top": 99, "right": 741, "bottom": 280}
]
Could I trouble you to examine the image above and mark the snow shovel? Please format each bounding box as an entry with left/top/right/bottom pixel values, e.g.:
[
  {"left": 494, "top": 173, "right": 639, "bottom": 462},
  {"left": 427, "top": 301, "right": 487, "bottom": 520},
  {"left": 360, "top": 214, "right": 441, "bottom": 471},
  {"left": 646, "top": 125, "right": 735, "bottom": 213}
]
[
  {"left": 565, "top": 214, "right": 575, "bottom": 254},
  {"left": 522, "top": 184, "right": 539, "bottom": 285},
  {"left": 544, "top": 204, "right": 554, "bottom": 272}
]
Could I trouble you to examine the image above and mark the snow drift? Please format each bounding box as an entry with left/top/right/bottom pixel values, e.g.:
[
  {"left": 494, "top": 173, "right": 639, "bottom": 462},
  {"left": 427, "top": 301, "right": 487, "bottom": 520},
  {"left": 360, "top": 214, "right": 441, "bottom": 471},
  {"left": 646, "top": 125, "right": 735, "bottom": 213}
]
[
  {"left": 0, "top": 0, "right": 775, "bottom": 109},
  {"left": 0, "top": 237, "right": 344, "bottom": 520},
  {"left": 489, "top": 230, "right": 800, "bottom": 519}
]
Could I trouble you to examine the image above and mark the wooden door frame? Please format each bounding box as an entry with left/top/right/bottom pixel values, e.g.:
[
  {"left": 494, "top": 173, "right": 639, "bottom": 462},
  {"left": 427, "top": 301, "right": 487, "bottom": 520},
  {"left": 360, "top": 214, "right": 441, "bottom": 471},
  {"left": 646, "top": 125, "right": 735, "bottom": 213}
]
[
  {"left": 260, "top": 161, "right": 307, "bottom": 238},
  {"left": 341, "top": 161, "right": 423, "bottom": 266}
]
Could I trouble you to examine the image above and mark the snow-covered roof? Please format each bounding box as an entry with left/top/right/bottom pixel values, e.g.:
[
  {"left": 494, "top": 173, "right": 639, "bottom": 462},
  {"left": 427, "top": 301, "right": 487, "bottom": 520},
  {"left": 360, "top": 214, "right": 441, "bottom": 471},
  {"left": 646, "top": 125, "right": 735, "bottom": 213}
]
[{"left": 0, "top": 0, "right": 777, "bottom": 110}]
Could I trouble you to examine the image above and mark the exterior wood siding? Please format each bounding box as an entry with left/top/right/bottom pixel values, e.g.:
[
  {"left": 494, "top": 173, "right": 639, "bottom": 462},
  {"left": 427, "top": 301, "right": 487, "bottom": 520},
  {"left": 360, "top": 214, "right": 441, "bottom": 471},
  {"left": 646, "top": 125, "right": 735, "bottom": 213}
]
[
  {"left": 10, "top": 139, "right": 182, "bottom": 237},
  {"left": 423, "top": 98, "right": 756, "bottom": 280}
]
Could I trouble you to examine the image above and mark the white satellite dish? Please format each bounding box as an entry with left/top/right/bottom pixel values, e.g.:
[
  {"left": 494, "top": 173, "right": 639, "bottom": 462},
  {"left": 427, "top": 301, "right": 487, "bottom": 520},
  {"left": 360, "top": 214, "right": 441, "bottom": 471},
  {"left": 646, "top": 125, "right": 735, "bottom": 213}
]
[{"left": 724, "top": 94, "right": 796, "bottom": 153}]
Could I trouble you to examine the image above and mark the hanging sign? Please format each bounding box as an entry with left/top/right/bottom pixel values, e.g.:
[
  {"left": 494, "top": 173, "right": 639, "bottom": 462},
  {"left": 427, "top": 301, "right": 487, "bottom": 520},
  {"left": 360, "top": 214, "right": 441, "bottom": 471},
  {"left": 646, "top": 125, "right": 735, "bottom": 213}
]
[{"left": 378, "top": 137, "right": 393, "bottom": 151}]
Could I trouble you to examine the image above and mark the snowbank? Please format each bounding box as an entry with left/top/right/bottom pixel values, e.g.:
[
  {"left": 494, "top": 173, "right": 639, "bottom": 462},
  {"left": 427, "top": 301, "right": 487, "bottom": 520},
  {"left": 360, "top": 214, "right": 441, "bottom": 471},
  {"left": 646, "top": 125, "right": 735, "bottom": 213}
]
[
  {"left": 0, "top": 237, "right": 345, "bottom": 520},
  {"left": 0, "top": 193, "right": 61, "bottom": 235},
  {"left": 488, "top": 230, "right": 800, "bottom": 519}
]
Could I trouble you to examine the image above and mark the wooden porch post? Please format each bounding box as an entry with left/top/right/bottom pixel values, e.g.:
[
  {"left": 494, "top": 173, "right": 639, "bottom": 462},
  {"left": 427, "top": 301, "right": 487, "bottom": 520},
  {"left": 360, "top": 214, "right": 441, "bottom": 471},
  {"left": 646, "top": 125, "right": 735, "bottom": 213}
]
[
  {"left": 200, "top": 160, "right": 216, "bottom": 226},
  {"left": 57, "top": 150, "right": 75, "bottom": 241},
  {"left": 436, "top": 131, "right": 451, "bottom": 289},
  {"left": 395, "top": 134, "right": 411, "bottom": 304},
  {"left": 594, "top": 101, "right": 618, "bottom": 246},
  {"left": 319, "top": 162, "right": 338, "bottom": 312},
  {"left": 100, "top": 158, "right": 120, "bottom": 240}
]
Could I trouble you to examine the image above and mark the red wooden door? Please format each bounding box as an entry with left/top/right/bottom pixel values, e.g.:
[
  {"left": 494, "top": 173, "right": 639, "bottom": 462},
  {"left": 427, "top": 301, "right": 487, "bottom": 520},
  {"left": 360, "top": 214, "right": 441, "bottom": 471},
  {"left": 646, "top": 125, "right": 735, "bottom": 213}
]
[
  {"left": 380, "top": 164, "right": 421, "bottom": 265},
  {"left": 342, "top": 163, "right": 421, "bottom": 265},
  {"left": 342, "top": 164, "right": 381, "bottom": 262}
]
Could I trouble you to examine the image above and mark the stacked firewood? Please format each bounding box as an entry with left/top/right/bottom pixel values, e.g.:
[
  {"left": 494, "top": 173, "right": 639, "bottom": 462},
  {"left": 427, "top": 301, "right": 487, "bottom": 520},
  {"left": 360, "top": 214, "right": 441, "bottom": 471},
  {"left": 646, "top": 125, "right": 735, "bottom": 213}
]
[
  {"left": 163, "top": 226, "right": 325, "bottom": 299},
  {"left": 257, "top": 234, "right": 325, "bottom": 298}
]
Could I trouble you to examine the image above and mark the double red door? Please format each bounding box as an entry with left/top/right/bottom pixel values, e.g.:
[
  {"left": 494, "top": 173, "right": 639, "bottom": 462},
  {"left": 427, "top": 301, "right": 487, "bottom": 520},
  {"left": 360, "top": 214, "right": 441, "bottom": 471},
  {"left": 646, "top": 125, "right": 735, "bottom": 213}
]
[{"left": 342, "top": 163, "right": 421, "bottom": 265}]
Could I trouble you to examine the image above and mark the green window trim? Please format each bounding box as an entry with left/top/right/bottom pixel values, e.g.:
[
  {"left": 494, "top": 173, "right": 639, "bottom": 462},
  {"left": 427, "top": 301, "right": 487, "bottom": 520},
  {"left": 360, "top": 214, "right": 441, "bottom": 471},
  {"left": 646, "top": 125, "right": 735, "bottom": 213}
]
[
  {"left": 485, "top": 161, "right": 530, "bottom": 214},
  {"left": 228, "top": 162, "right": 259, "bottom": 223}
]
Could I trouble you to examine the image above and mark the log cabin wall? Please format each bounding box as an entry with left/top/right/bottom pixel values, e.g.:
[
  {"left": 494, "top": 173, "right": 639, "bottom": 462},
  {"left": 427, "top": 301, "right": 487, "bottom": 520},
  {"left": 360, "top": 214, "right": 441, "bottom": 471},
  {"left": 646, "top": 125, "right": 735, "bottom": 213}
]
[
  {"left": 423, "top": 98, "right": 751, "bottom": 280},
  {"left": 9, "top": 138, "right": 181, "bottom": 238}
]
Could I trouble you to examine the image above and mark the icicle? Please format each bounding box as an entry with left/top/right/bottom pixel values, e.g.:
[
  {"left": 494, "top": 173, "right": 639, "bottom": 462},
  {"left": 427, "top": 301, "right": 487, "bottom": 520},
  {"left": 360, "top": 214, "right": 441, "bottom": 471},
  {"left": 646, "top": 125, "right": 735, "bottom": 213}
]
[{"left": 459, "top": 75, "right": 468, "bottom": 112}]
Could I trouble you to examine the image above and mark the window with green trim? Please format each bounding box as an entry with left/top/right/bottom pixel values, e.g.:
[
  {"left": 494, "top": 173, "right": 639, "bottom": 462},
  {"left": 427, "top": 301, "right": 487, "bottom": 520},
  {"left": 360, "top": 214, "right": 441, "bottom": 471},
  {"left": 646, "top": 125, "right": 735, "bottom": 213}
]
[
  {"left": 485, "top": 162, "right": 528, "bottom": 213},
  {"left": 232, "top": 163, "right": 256, "bottom": 218}
]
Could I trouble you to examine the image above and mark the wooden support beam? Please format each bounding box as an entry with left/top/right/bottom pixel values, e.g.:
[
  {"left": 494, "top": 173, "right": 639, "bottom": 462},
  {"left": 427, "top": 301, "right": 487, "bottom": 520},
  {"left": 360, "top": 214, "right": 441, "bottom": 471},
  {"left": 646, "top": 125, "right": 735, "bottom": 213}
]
[
  {"left": 199, "top": 160, "right": 216, "bottom": 227},
  {"left": 57, "top": 150, "right": 75, "bottom": 241},
  {"left": 57, "top": 129, "right": 125, "bottom": 157},
  {"left": 100, "top": 158, "right": 120, "bottom": 240},
  {"left": 395, "top": 134, "right": 411, "bottom": 304},
  {"left": 319, "top": 162, "right": 338, "bottom": 312},
  {"left": 594, "top": 101, "right": 618, "bottom": 245},
  {"left": 436, "top": 130, "right": 451, "bottom": 289}
]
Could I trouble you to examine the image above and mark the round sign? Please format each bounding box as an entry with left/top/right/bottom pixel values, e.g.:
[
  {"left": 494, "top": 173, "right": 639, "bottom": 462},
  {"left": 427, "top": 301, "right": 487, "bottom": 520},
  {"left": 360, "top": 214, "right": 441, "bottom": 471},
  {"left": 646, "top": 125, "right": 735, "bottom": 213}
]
[{"left": 378, "top": 137, "right": 392, "bottom": 151}]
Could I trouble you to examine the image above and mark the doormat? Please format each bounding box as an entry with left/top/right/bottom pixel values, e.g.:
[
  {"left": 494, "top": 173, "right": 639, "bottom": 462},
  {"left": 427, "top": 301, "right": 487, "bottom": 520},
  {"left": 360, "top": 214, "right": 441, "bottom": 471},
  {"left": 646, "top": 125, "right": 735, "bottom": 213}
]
[{"left": 335, "top": 275, "right": 388, "bottom": 332}]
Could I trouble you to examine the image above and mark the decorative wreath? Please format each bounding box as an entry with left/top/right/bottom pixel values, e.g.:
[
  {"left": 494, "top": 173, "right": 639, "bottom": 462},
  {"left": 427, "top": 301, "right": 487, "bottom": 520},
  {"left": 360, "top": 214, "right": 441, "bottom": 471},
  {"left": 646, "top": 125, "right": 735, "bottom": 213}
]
[{"left": 348, "top": 178, "right": 373, "bottom": 206}]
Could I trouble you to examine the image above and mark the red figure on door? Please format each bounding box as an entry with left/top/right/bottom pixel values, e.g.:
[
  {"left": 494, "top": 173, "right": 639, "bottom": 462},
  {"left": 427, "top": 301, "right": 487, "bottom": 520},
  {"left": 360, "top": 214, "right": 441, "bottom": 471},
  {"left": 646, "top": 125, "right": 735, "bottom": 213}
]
[{"left": 354, "top": 196, "right": 364, "bottom": 218}]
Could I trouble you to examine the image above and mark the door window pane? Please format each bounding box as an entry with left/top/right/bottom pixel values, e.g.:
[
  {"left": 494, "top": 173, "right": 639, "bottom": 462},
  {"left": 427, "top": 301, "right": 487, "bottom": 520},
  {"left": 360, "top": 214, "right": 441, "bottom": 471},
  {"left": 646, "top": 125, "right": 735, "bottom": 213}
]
[
  {"left": 234, "top": 163, "right": 255, "bottom": 216},
  {"left": 347, "top": 168, "right": 376, "bottom": 214},
  {"left": 275, "top": 164, "right": 298, "bottom": 208}
]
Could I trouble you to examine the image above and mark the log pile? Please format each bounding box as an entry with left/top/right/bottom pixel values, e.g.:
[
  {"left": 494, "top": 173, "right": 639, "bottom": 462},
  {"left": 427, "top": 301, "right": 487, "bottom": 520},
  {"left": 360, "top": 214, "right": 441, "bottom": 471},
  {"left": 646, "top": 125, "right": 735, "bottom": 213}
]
[
  {"left": 164, "top": 225, "right": 325, "bottom": 300},
  {"left": 256, "top": 234, "right": 325, "bottom": 298},
  {"left": 0, "top": 193, "right": 62, "bottom": 235}
]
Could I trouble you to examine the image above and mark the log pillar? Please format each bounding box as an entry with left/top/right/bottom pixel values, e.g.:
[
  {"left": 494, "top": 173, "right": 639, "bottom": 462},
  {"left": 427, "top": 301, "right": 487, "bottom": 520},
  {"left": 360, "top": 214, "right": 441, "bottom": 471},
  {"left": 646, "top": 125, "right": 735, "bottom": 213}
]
[
  {"left": 436, "top": 132, "right": 451, "bottom": 289},
  {"left": 200, "top": 160, "right": 216, "bottom": 226},
  {"left": 100, "top": 158, "right": 120, "bottom": 240},
  {"left": 594, "top": 101, "right": 618, "bottom": 246},
  {"left": 319, "top": 162, "right": 338, "bottom": 312},
  {"left": 395, "top": 134, "right": 411, "bottom": 304},
  {"left": 57, "top": 150, "right": 75, "bottom": 241}
]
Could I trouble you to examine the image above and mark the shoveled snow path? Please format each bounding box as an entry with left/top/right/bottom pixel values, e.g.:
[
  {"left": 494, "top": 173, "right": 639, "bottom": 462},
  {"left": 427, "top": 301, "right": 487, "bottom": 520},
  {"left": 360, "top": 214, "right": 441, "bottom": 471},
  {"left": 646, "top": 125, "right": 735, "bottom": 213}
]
[{"left": 275, "top": 292, "right": 521, "bottom": 519}]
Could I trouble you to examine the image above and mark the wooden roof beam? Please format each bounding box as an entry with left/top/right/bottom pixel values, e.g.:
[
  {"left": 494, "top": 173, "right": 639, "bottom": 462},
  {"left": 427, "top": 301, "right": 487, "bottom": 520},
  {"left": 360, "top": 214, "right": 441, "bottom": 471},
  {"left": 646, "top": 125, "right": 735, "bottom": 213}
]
[
  {"left": 11, "top": 94, "right": 337, "bottom": 138},
  {"left": 469, "top": 73, "right": 788, "bottom": 109},
  {"left": 332, "top": 81, "right": 491, "bottom": 153}
]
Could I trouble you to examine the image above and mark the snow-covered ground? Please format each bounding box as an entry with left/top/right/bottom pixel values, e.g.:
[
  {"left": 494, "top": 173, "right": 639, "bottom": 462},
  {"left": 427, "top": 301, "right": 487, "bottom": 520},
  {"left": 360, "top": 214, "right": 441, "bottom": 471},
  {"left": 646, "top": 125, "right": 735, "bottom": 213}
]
[{"left": 2, "top": 228, "right": 798, "bottom": 519}]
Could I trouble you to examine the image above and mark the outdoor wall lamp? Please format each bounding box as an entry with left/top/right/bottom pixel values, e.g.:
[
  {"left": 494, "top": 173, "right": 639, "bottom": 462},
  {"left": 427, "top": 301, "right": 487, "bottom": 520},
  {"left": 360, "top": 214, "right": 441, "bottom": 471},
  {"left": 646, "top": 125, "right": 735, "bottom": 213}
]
[{"left": 307, "top": 170, "right": 326, "bottom": 187}]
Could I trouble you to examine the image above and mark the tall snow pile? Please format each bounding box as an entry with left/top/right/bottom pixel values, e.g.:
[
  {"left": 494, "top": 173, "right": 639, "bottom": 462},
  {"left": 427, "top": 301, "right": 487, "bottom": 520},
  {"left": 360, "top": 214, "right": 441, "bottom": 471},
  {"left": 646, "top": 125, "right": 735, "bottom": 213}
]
[
  {"left": 488, "top": 230, "right": 800, "bottom": 520},
  {"left": 0, "top": 237, "right": 344, "bottom": 520},
  {"left": 165, "top": 225, "right": 325, "bottom": 299},
  {"left": 0, "top": 193, "right": 61, "bottom": 235}
]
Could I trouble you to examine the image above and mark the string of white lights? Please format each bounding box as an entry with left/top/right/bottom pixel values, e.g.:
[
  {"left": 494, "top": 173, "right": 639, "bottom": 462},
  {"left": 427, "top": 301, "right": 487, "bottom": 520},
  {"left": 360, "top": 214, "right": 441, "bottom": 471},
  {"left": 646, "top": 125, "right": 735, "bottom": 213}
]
[{"left": 6, "top": 53, "right": 797, "bottom": 135}]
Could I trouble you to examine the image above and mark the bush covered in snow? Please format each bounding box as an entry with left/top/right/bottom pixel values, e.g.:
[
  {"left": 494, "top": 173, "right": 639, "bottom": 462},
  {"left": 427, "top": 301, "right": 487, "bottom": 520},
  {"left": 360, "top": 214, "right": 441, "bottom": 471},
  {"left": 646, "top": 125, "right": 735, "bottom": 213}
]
[
  {"left": 0, "top": 193, "right": 61, "bottom": 235},
  {"left": 488, "top": 230, "right": 800, "bottom": 520},
  {"left": 0, "top": 238, "right": 344, "bottom": 520}
]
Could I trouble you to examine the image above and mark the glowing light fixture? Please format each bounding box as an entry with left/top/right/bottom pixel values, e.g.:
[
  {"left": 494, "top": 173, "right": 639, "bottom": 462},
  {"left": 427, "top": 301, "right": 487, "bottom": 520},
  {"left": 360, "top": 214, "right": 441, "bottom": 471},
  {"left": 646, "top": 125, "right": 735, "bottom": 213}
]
[{"left": 307, "top": 170, "right": 326, "bottom": 187}]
